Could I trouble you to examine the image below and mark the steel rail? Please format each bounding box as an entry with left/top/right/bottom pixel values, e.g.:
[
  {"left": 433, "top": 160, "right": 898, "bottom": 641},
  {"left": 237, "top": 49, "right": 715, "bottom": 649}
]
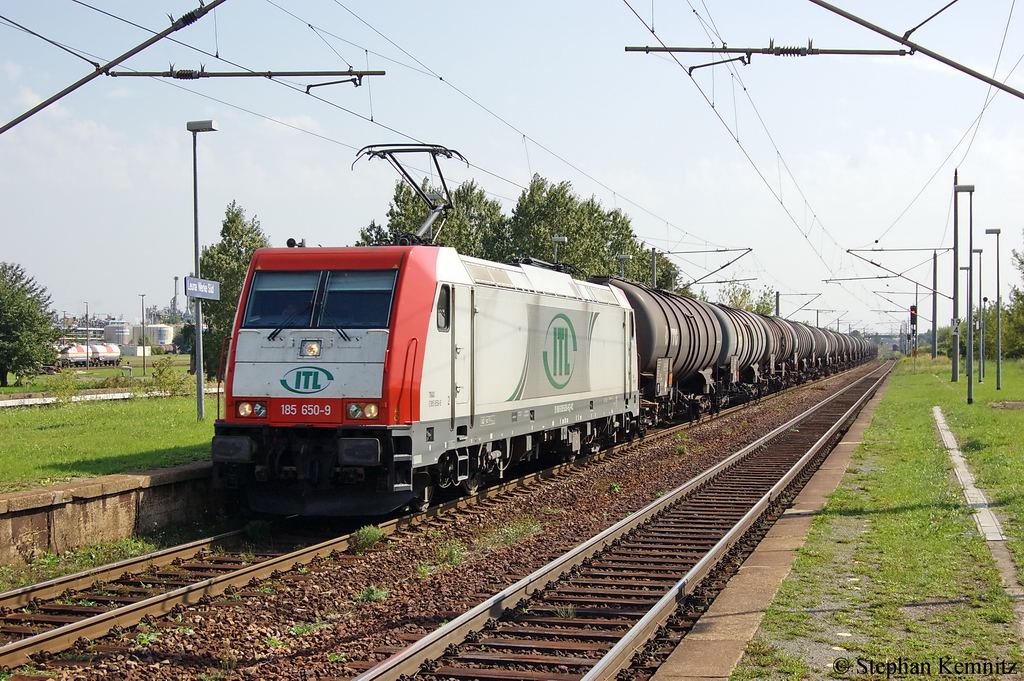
[
  {"left": 0, "top": 466, "right": 585, "bottom": 668},
  {"left": 0, "top": 531, "right": 358, "bottom": 668},
  {"left": 0, "top": 530, "right": 244, "bottom": 611},
  {"left": 0, "top": 361, "right": 875, "bottom": 671},
  {"left": 352, "top": 361, "right": 892, "bottom": 680},
  {"left": 583, "top": 362, "right": 890, "bottom": 680}
]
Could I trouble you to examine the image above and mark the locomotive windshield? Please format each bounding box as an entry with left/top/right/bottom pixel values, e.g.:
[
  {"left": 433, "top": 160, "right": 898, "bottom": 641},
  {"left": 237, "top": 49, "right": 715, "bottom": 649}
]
[
  {"left": 322, "top": 271, "right": 397, "bottom": 328},
  {"left": 242, "top": 269, "right": 398, "bottom": 330}
]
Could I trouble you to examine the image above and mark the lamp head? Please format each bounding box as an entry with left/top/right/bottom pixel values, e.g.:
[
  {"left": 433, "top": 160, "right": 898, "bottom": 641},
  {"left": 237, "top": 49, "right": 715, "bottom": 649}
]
[{"left": 186, "top": 120, "right": 218, "bottom": 133}]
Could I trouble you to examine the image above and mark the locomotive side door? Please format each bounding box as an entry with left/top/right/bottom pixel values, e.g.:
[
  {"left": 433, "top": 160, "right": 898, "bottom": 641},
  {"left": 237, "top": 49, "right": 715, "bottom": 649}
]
[{"left": 450, "top": 284, "right": 474, "bottom": 432}]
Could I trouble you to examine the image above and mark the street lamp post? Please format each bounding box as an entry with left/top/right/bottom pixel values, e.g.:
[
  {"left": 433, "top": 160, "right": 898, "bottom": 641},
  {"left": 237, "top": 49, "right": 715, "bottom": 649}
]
[
  {"left": 973, "top": 248, "right": 983, "bottom": 382},
  {"left": 616, "top": 254, "right": 632, "bottom": 277},
  {"left": 552, "top": 236, "right": 567, "bottom": 264},
  {"left": 187, "top": 119, "right": 218, "bottom": 420},
  {"left": 83, "top": 302, "right": 89, "bottom": 367},
  {"left": 986, "top": 228, "right": 1002, "bottom": 389},
  {"left": 961, "top": 265, "right": 974, "bottom": 404},
  {"left": 952, "top": 181, "right": 974, "bottom": 382},
  {"left": 139, "top": 293, "right": 147, "bottom": 376}
]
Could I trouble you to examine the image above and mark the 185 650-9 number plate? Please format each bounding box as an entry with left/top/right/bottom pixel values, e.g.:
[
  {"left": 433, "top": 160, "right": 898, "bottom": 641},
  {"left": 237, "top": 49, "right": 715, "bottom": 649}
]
[{"left": 273, "top": 399, "right": 341, "bottom": 424}]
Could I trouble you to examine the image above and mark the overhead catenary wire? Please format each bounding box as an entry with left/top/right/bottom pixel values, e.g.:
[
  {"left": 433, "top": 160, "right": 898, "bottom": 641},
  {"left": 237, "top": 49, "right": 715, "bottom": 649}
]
[
  {"left": 314, "top": 0, "right": 714, "bottom": 250},
  {"left": 0, "top": 0, "right": 230, "bottom": 135},
  {"left": 0, "top": 14, "right": 100, "bottom": 68},
  {"left": 61, "top": 0, "right": 718, "bottom": 259},
  {"left": 621, "top": 0, "right": 864, "bottom": 306}
]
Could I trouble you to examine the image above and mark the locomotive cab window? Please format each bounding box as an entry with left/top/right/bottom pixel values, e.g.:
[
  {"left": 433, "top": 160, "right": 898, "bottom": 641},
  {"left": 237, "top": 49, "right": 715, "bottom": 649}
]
[
  {"left": 322, "top": 270, "right": 398, "bottom": 329},
  {"left": 242, "top": 271, "right": 318, "bottom": 328},
  {"left": 436, "top": 284, "right": 450, "bottom": 331}
]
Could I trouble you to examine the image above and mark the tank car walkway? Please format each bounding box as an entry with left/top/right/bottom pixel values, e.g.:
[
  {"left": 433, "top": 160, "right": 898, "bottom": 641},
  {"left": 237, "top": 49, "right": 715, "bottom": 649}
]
[{"left": 649, "top": 371, "right": 892, "bottom": 680}]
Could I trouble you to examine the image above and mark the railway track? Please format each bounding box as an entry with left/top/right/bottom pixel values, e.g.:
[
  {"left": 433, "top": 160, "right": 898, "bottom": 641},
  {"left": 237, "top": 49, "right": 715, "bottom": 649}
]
[
  {"left": 0, "top": 362, "right": 880, "bottom": 674},
  {"left": 350, "top": 361, "right": 892, "bottom": 681}
]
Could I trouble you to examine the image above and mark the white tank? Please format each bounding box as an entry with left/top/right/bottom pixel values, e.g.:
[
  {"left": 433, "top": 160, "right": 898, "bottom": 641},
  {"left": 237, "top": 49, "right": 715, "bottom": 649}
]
[
  {"left": 103, "top": 322, "right": 133, "bottom": 345},
  {"left": 133, "top": 324, "right": 173, "bottom": 345},
  {"left": 148, "top": 324, "right": 174, "bottom": 345}
]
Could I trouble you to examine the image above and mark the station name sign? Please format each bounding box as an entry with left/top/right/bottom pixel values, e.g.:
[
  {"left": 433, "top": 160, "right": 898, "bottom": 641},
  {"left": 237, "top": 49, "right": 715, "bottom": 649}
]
[{"left": 185, "top": 276, "right": 220, "bottom": 300}]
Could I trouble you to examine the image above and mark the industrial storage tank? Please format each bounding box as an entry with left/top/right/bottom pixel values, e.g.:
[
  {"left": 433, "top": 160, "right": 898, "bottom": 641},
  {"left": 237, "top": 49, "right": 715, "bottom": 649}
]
[
  {"left": 103, "top": 321, "right": 133, "bottom": 345},
  {"left": 133, "top": 324, "right": 173, "bottom": 345},
  {"left": 148, "top": 324, "right": 174, "bottom": 345}
]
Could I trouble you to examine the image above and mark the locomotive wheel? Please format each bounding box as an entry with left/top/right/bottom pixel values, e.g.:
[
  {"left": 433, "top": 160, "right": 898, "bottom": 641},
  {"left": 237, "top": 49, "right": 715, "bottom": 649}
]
[
  {"left": 460, "top": 470, "right": 482, "bottom": 495},
  {"left": 460, "top": 448, "right": 483, "bottom": 495},
  {"left": 438, "top": 453, "right": 457, "bottom": 488}
]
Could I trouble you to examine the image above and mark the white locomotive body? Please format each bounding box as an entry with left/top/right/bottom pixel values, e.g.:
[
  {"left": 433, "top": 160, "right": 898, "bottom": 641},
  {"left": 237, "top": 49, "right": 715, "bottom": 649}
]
[{"left": 212, "top": 245, "right": 640, "bottom": 516}]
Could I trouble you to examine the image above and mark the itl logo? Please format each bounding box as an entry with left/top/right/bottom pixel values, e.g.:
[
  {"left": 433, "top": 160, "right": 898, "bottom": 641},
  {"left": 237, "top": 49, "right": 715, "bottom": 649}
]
[
  {"left": 543, "top": 314, "right": 577, "bottom": 389},
  {"left": 281, "top": 366, "right": 334, "bottom": 394}
]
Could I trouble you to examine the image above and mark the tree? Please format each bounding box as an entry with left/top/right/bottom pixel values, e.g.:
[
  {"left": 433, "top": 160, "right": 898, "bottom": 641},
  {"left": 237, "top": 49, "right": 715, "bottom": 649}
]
[
  {"left": 0, "top": 263, "right": 61, "bottom": 386},
  {"left": 1002, "top": 258, "right": 1024, "bottom": 358},
  {"left": 195, "top": 201, "right": 271, "bottom": 377},
  {"left": 360, "top": 174, "right": 683, "bottom": 292},
  {"left": 717, "top": 282, "right": 776, "bottom": 315},
  {"left": 357, "top": 179, "right": 507, "bottom": 257}
]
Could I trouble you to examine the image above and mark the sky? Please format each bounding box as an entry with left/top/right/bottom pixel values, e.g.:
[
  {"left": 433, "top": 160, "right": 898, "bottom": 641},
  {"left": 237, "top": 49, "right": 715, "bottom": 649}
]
[{"left": 2, "top": 0, "right": 1023, "bottom": 337}]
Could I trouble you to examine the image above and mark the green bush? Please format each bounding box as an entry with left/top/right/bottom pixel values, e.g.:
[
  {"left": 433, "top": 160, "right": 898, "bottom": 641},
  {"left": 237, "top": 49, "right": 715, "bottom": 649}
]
[
  {"left": 349, "top": 525, "right": 385, "bottom": 553},
  {"left": 46, "top": 368, "right": 80, "bottom": 405},
  {"left": 97, "top": 374, "right": 133, "bottom": 390},
  {"left": 356, "top": 585, "right": 388, "bottom": 602},
  {"left": 149, "top": 356, "right": 193, "bottom": 396}
]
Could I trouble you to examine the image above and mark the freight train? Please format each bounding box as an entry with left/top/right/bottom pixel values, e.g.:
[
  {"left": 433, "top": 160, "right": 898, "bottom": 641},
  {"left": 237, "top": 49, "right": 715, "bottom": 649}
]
[{"left": 211, "top": 244, "right": 876, "bottom": 516}]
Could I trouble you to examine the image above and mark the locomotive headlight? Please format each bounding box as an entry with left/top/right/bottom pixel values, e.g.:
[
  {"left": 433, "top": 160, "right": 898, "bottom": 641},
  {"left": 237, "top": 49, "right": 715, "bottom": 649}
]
[
  {"left": 237, "top": 401, "right": 268, "bottom": 418},
  {"left": 300, "top": 340, "right": 322, "bottom": 357},
  {"left": 346, "top": 402, "right": 380, "bottom": 420}
]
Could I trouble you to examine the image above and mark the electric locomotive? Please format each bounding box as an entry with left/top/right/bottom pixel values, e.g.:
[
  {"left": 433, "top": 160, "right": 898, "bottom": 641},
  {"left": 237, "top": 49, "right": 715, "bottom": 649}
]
[{"left": 212, "top": 245, "right": 641, "bottom": 515}]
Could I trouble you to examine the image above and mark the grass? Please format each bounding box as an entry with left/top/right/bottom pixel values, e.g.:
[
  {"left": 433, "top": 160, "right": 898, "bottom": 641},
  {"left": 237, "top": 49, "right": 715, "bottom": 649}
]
[
  {"left": 0, "top": 537, "right": 158, "bottom": 592},
  {"left": 356, "top": 584, "right": 389, "bottom": 602},
  {"left": 474, "top": 517, "right": 543, "bottom": 553},
  {"left": 0, "top": 516, "right": 240, "bottom": 592},
  {"left": 734, "top": 357, "right": 1024, "bottom": 679},
  {"left": 0, "top": 395, "right": 214, "bottom": 492},
  {"left": 2, "top": 355, "right": 192, "bottom": 394},
  {"left": 349, "top": 524, "right": 386, "bottom": 553}
]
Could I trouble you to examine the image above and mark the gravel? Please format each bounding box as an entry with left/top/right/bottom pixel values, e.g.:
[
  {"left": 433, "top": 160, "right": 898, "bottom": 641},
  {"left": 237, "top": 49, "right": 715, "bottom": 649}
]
[{"left": 45, "top": 364, "right": 877, "bottom": 681}]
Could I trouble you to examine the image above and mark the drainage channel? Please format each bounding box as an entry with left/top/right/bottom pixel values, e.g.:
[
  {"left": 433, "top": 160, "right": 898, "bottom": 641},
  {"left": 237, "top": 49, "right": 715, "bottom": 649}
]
[{"left": 351, "top": 362, "right": 892, "bottom": 681}]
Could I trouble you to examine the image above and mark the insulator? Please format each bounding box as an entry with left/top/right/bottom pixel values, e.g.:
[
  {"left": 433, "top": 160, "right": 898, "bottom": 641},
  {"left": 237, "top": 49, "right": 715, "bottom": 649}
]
[
  {"left": 176, "top": 10, "right": 200, "bottom": 27},
  {"left": 773, "top": 46, "right": 808, "bottom": 56},
  {"left": 173, "top": 70, "right": 201, "bottom": 79}
]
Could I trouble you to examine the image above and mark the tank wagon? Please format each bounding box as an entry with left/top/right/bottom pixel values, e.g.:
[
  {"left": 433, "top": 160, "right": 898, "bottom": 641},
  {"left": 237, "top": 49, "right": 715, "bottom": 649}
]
[
  {"left": 211, "top": 245, "right": 875, "bottom": 516},
  {"left": 602, "top": 278, "right": 874, "bottom": 425},
  {"left": 58, "top": 344, "right": 121, "bottom": 367}
]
